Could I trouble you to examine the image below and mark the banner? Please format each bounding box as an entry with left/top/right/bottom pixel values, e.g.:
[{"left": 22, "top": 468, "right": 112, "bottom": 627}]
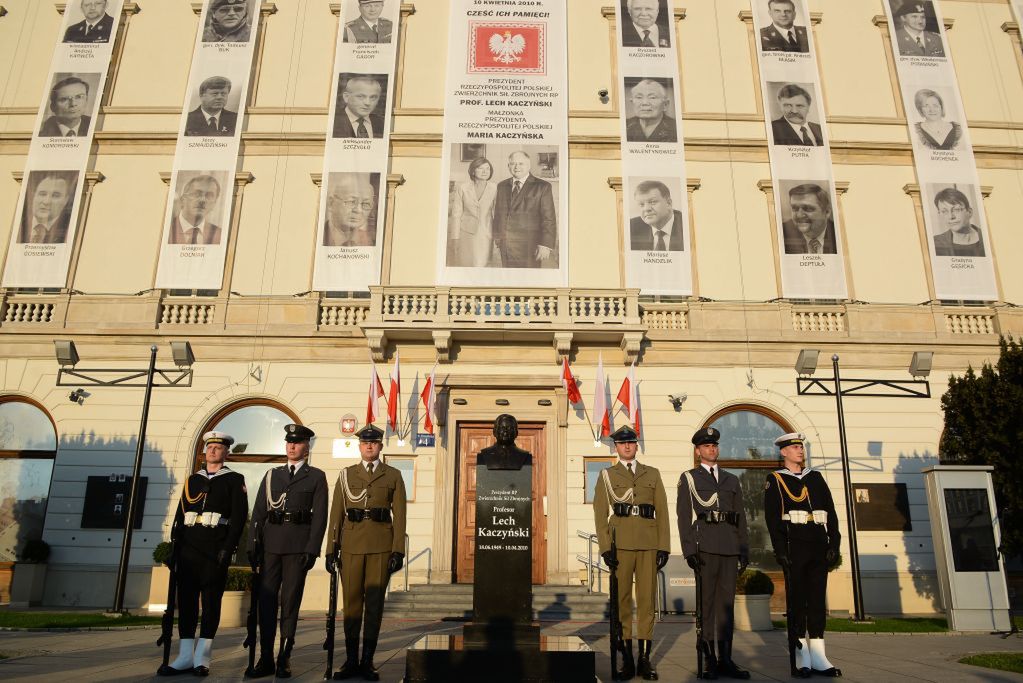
[
  {"left": 312, "top": 0, "right": 402, "bottom": 291},
  {"left": 883, "top": 0, "right": 997, "bottom": 301},
  {"left": 1012, "top": 1, "right": 1023, "bottom": 57},
  {"left": 615, "top": 0, "right": 692, "bottom": 295},
  {"left": 155, "top": 0, "right": 261, "bottom": 290},
  {"left": 750, "top": 0, "right": 847, "bottom": 300},
  {"left": 436, "top": 0, "right": 569, "bottom": 287},
  {"left": 2, "top": 0, "right": 126, "bottom": 288}
]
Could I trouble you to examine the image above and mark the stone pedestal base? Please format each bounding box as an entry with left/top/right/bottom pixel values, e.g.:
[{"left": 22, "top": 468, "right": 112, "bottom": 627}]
[{"left": 404, "top": 633, "right": 597, "bottom": 682}]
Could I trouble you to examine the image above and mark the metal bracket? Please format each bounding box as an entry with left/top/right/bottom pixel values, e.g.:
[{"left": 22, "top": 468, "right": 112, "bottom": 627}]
[
  {"left": 57, "top": 367, "right": 193, "bottom": 388},
  {"left": 797, "top": 376, "right": 930, "bottom": 399}
]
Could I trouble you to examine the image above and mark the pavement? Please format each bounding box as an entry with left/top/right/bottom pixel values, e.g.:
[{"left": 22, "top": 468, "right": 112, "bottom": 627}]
[{"left": 0, "top": 614, "right": 1021, "bottom": 682}]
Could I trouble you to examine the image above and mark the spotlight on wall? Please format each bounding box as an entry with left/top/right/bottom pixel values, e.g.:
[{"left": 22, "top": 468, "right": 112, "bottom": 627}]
[
  {"left": 68, "top": 388, "right": 88, "bottom": 405},
  {"left": 795, "top": 349, "right": 820, "bottom": 376},
  {"left": 54, "top": 340, "right": 80, "bottom": 368},
  {"left": 170, "top": 341, "right": 195, "bottom": 368},
  {"left": 668, "top": 393, "right": 687, "bottom": 410},
  {"left": 909, "top": 351, "right": 933, "bottom": 378}
]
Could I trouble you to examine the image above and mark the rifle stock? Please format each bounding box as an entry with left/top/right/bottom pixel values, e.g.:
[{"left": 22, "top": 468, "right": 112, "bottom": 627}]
[
  {"left": 243, "top": 525, "right": 262, "bottom": 676},
  {"left": 694, "top": 556, "right": 703, "bottom": 678},
  {"left": 156, "top": 528, "right": 178, "bottom": 668},
  {"left": 324, "top": 549, "right": 339, "bottom": 679},
  {"left": 608, "top": 529, "right": 624, "bottom": 680}
]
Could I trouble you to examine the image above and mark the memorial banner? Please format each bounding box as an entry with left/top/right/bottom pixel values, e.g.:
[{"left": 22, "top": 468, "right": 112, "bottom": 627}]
[
  {"left": 155, "top": 0, "right": 261, "bottom": 290},
  {"left": 312, "top": 0, "right": 402, "bottom": 291},
  {"left": 2, "top": 0, "right": 126, "bottom": 288},
  {"left": 883, "top": 0, "right": 997, "bottom": 301},
  {"left": 436, "top": 0, "right": 569, "bottom": 287},
  {"left": 750, "top": 0, "right": 847, "bottom": 300},
  {"left": 1012, "top": 1, "right": 1023, "bottom": 57},
  {"left": 615, "top": 0, "right": 692, "bottom": 295}
]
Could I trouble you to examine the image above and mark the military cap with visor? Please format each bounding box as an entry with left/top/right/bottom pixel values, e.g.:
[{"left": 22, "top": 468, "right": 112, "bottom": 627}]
[
  {"left": 355, "top": 423, "right": 385, "bottom": 442},
  {"left": 610, "top": 425, "right": 639, "bottom": 443},
  {"left": 691, "top": 427, "right": 720, "bottom": 446},
  {"left": 202, "top": 430, "right": 235, "bottom": 447},
  {"left": 774, "top": 432, "right": 806, "bottom": 449},
  {"left": 211, "top": 0, "right": 248, "bottom": 10},
  {"left": 284, "top": 423, "right": 315, "bottom": 443},
  {"left": 894, "top": 2, "right": 927, "bottom": 17}
]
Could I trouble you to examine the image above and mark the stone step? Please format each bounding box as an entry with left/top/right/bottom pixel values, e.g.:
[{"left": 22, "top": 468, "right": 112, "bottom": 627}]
[{"left": 383, "top": 585, "right": 612, "bottom": 620}]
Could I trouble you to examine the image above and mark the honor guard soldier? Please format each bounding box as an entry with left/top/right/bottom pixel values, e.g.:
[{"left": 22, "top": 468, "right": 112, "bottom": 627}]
[
  {"left": 764, "top": 433, "right": 841, "bottom": 678},
  {"left": 677, "top": 427, "right": 750, "bottom": 680},
  {"left": 593, "top": 425, "right": 670, "bottom": 680},
  {"left": 247, "top": 424, "right": 329, "bottom": 678},
  {"left": 159, "top": 431, "right": 248, "bottom": 677},
  {"left": 325, "top": 424, "right": 407, "bottom": 681}
]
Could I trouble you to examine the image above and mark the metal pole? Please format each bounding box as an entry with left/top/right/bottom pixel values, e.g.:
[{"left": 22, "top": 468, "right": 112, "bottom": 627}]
[
  {"left": 832, "top": 354, "right": 866, "bottom": 621},
  {"left": 111, "top": 345, "right": 158, "bottom": 613}
]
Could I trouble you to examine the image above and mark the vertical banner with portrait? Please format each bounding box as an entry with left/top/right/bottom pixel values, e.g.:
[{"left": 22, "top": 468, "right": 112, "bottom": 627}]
[
  {"left": 155, "top": 0, "right": 261, "bottom": 289},
  {"left": 750, "top": 0, "right": 847, "bottom": 300},
  {"left": 616, "top": 0, "right": 691, "bottom": 295},
  {"left": 312, "top": 0, "right": 402, "bottom": 291},
  {"left": 436, "top": 0, "right": 569, "bottom": 287},
  {"left": 2, "top": 0, "right": 126, "bottom": 288},
  {"left": 883, "top": 0, "right": 997, "bottom": 301}
]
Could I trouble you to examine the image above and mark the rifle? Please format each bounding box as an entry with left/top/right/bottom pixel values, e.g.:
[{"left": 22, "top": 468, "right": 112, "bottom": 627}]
[
  {"left": 323, "top": 548, "right": 339, "bottom": 679},
  {"left": 243, "top": 523, "right": 261, "bottom": 677},
  {"left": 156, "top": 524, "right": 178, "bottom": 670},
  {"left": 608, "top": 529, "right": 625, "bottom": 680},
  {"left": 694, "top": 550, "right": 704, "bottom": 678}
]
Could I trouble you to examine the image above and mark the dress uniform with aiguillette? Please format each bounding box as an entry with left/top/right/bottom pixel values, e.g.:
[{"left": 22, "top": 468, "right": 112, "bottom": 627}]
[
  {"left": 764, "top": 433, "right": 841, "bottom": 678},
  {"left": 677, "top": 427, "right": 750, "bottom": 680},
  {"left": 593, "top": 425, "right": 670, "bottom": 681},
  {"left": 326, "top": 424, "right": 407, "bottom": 681},
  {"left": 247, "top": 424, "right": 328, "bottom": 678},
  {"left": 159, "top": 431, "right": 248, "bottom": 677}
]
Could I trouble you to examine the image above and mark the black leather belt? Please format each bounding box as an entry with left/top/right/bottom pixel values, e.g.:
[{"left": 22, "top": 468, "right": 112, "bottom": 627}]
[
  {"left": 347, "top": 507, "right": 392, "bottom": 523},
  {"left": 698, "top": 510, "right": 739, "bottom": 525},
  {"left": 612, "top": 503, "right": 656, "bottom": 519},
  {"left": 267, "top": 509, "right": 312, "bottom": 524}
]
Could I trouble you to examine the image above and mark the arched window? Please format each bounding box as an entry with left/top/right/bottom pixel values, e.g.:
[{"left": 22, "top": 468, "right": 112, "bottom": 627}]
[{"left": 700, "top": 405, "right": 792, "bottom": 571}]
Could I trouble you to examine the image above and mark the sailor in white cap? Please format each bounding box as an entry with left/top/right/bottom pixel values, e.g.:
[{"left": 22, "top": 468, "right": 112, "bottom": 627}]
[{"left": 763, "top": 433, "right": 841, "bottom": 678}]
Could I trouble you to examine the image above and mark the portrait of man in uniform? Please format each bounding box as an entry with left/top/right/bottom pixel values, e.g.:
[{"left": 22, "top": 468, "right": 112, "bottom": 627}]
[
  {"left": 620, "top": 0, "right": 671, "bottom": 48},
  {"left": 39, "top": 74, "right": 98, "bottom": 138},
  {"left": 760, "top": 0, "right": 809, "bottom": 53},
  {"left": 333, "top": 74, "right": 388, "bottom": 139},
  {"left": 492, "top": 150, "right": 558, "bottom": 269},
  {"left": 18, "top": 171, "right": 78, "bottom": 244},
  {"left": 184, "top": 76, "right": 238, "bottom": 137},
  {"left": 770, "top": 83, "right": 824, "bottom": 147},
  {"left": 203, "top": 0, "right": 253, "bottom": 43},
  {"left": 931, "top": 185, "right": 985, "bottom": 258},
  {"left": 63, "top": 0, "right": 114, "bottom": 44},
  {"left": 781, "top": 182, "right": 837, "bottom": 255},
  {"left": 344, "top": 0, "right": 392, "bottom": 44},
  {"left": 323, "top": 172, "right": 379, "bottom": 247},
  {"left": 629, "top": 179, "right": 685, "bottom": 252},
  {"left": 168, "top": 173, "right": 225, "bottom": 245},
  {"left": 624, "top": 77, "right": 678, "bottom": 143},
  {"left": 891, "top": 1, "right": 945, "bottom": 57}
]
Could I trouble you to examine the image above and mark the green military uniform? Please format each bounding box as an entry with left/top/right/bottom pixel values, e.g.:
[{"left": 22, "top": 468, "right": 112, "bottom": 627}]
[
  {"left": 326, "top": 424, "right": 406, "bottom": 681},
  {"left": 593, "top": 426, "right": 670, "bottom": 681}
]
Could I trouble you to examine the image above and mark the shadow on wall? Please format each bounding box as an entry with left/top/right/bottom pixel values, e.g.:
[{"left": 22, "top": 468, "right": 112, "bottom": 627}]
[{"left": 894, "top": 449, "right": 942, "bottom": 613}]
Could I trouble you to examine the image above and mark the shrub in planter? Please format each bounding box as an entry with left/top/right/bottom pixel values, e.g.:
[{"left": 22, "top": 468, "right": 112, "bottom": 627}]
[
  {"left": 19, "top": 539, "right": 50, "bottom": 564},
  {"left": 153, "top": 541, "right": 173, "bottom": 566},
  {"left": 735, "top": 568, "right": 775, "bottom": 595},
  {"left": 828, "top": 551, "right": 843, "bottom": 572},
  {"left": 225, "top": 567, "right": 253, "bottom": 592}
]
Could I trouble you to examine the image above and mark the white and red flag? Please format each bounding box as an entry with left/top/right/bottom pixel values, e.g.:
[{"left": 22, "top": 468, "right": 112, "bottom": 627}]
[
  {"left": 366, "top": 361, "right": 385, "bottom": 426},
  {"left": 387, "top": 352, "right": 401, "bottom": 432},
  {"left": 420, "top": 363, "right": 437, "bottom": 435},
  {"left": 615, "top": 360, "right": 641, "bottom": 436},
  {"left": 561, "top": 356, "right": 582, "bottom": 405},
  {"left": 593, "top": 353, "right": 611, "bottom": 438}
]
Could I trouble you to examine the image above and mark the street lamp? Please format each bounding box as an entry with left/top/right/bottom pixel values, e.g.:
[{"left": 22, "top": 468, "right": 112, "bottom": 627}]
[
  {"left": 54, "top": 340, "right": 195, "bottom": 613},
  {"left": 794, "top": 349, "right": 932, "bottom": 622}
]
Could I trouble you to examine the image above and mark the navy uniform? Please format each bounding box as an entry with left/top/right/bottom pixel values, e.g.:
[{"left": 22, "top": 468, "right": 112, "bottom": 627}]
[
  {"left": 247, "top": 424, "right": 329, "bottom": 678},
  {"left": 764, "top": 433, "right": 841, "bottom": 678},
  {"left": 760, "top": 23, "right": 809, "bottom": 53},
  {"left": 893, "top": 3, "right": 945, "bottom": 57},
  {"left": 325, "top": 424, "right": 407, "bottom": 680},
  {"left": 159, "top": 431, "right": 248, "bottom": 677},
  {"left": 593, "top": 425, "right": 669, "bottom": 681},
  {"left": 677, "top": 428, "right": 750, "bottom": 680}
]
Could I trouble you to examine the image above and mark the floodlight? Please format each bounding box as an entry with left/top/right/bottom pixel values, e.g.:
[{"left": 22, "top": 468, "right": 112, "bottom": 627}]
[
  {"left": 795, "top": 349, "right": 820, "bottom": 376},
  {"left": 170, "top": 341, "right": 195, "bottom": 368},
  {"left": 54, "top": 340, "right": 79, "bottom": 368},
  {"left": 910, "top": 351, "right": 933, "bottom": 378}
]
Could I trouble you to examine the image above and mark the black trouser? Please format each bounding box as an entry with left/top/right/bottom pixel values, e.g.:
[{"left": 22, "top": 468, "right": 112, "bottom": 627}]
[
  {"left": 788, "top": 541, "right": 828, "bottom": 638},
  {"left": 258, "top": 552, "right": 309, "bottom": 650},
  {"left": 177, "top": 539, "right": 228, "bottom": 639},
  {"left": 699, "top": 551, "right": 738, "bottom": 643}
]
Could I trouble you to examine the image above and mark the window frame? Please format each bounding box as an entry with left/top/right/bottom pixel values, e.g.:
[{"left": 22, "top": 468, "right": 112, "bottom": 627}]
[
  {"left": 584, "top": 456, "right": 616, "bottom": 504},
  {"left": 191, "top": 398, "right": 302, "bottom": 472},
  {"left": 383, "top": 454, "right": 417, "bottom": 503}
]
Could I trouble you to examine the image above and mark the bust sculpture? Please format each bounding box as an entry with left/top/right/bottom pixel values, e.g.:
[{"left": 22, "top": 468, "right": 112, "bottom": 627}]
[{"left": 477, "top": 414, "right": 531, "bottom": 470}]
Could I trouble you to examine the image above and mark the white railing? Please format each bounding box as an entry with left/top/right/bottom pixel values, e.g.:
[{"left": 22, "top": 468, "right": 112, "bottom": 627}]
[
  {"left": 319, "top": 301, "right": 370, "bottom": 327},
  {"left": 159, "top": 301, "right": 215, "bottom": 325},
  {"left": 792, "top": 308, "right": 846, "bottom": 333},
  {"left": 2, "top": 300, "right": 55, "bottom": 324},
  {"left": 945, "top": 312, "right": 996, "bottom": 335},
  {"left": 641, "top": 305, "right": 689, "bottom": 330}
]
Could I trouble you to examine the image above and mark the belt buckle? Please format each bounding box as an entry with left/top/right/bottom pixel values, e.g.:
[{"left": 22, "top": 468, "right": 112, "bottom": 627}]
[
  {"left": 183, "top": 511, "right": 198, "bottom": 527},
  {"left": 630, "top": 506, "right": 640, "bottom": 516}
]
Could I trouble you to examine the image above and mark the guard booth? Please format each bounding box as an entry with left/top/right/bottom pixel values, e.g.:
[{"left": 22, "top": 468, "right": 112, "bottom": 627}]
[{"left": 922, "top": 465, "right": 1011, "bottom": 632}]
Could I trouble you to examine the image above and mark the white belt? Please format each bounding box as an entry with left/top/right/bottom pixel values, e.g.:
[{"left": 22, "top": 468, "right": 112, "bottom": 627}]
[
  {"left": 782, "top": 510, "right": 828, "bottom": 525},
  {"left": 183, "top": 511, "right": 227, "bottom": 527}
]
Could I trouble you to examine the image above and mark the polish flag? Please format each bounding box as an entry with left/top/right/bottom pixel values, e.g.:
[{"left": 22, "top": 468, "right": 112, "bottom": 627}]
[
  {"left": 366, "top": 362, "right": 385, "bottom": 426},
  {"left": 561, "top": 357, "right": 582, "bottom": 404},
  {"left": 615, "top": 361, "right": 641, "bottom": 436},
  {"left": 420, "top": 363, "right": 437, "bottom": 435},
  {"left": 387, "top": 352, "right": 401, "bottom": 432},
  {"left": 593, "top": 354, "right": 611, "bottom": 437}
]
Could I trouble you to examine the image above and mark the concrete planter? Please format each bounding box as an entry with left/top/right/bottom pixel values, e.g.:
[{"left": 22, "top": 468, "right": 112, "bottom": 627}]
[
  {"left": 219, "top": 591, "right": 249, "bottom": 628},
  {"left": 10, "top": 562, "right": 47, "bottom": 608},
  {"left": 147, "top": 565, "right": 170, "bottom": 613},
  {"left": 734, "top": 594, "right": 772, "bottom": 631}
]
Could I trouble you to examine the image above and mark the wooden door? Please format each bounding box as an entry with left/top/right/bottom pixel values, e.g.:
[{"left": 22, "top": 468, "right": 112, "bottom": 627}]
[{"left": 455, "top": 422, "right": 547, "bottom": 584}]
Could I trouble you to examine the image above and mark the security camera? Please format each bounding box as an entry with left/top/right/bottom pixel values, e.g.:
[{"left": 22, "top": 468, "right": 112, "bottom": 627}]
[
  {"left": 68, "top": 388, "right": 89, "bottom": 404},
  {"left": 668, "top": 393, "right": 687, "bottom": 410},
  {"left": 598, "top": 88, "right": 609, "bottom": 103}
]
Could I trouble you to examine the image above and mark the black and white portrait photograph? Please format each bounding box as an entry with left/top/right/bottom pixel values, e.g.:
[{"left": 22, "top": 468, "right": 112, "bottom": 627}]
[
  {"left": 760, "top": 0, "right": 809, "bottom": 53},
  {"left": 779, "top": 180, "right": 838, "bottom": 255},
  {"left": 323, "top": 172, "right": 380, "bottom": 247},
  {"left": 39, "top": 72, "right": 101, "bottom": 138},
  {"left": 344, "top": 0, "right": 393, "bottom": 44},
  {"left": 167, "top": 171, "right": 230, "bottom": 245},
  {"left": 446, "top": 144, "right": 559, "bottom": 269},
  {"left": 624, "top": 77, "right": 678, "bottom": 143},
  {"left": 620, "top": 0, "right": 671, "bottom": 48},
  {"left": 62, "top": 0, "right": 115, "bottom": 44},
  {"left": 912, "top": 87, "right": 963, "bottom": 151},
  {"left": 333, "top": 73, "right": 389, "bottom": 139},
  {"left": 767, "top": 81, "right": 824, "bottom": 147},
  {"left": 202, "top": 0, "right": 255, "bottom": 43},
  {"left": 17, "top": 170, "right": 79, "bottom": 244},
  {"left": 928, "top": 183, "right": 985, "bottom": 258},
  {"left": 628, "top": 177, "right": 685, "bottom": 252},
  {"left": 184, "top": 75, "right": 241, "bottom": 137},
  {"left": 890, "top": 0, "right": 945, "bottom": 57}
]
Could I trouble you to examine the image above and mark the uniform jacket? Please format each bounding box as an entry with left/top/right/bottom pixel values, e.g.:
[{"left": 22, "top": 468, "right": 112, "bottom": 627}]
[
  {"left": 250, "top": 462, "right": 328, "bottom": 556},
  {"left": 771, "top": 117, "right": 824, "bottom": 147},
  {"left": 492, "top": 174, "right": 557, "bottom": 268},
  {"left": 760, "top": 24, "right": 809, "bottom": 53},
  {"left": 625, "top": 115, "right": 677, "bottom": 143},
  {"left": 327, "top": 462, "right": 407, "bottom": 556},
  {"left": 763, "top": 468, "right": 840, "bottom": 555},
  {"left": 895, "top": 28, "right": 944, "bottom": 57},
  {"left": 168, "top": 216, "right": 222, "bottom": 245},
  {"left": 203, "top": 20, "right": 251, "bottom": 43},
  {"left": 593, "top": 461, "right": 670, "bottom": 554},
  {"left": 344, "top": 16, "right": 393, "bottom": 43},
  {"left": 333, "top": 109, "right": 385, "bottom": 139},
  {"left": 184, "top": 107, "right": 238, "bottom": 137},
  {"left": 782, "top": 219, "right": 837, "bottom": 255},
  {"left": 676, "top": 465, "right": 748, "bottom": 558},
  {"left": 39, "top": 115, "right": 91, "bottom": 138},
  {"left": 629, "top": 212, "right": 685, "bottom": 251},
  {"left": 63, "top": 13, "right": 114, "bottom": 43},
  {"left": 173, "top": 467, "right": 248, "bottom": 561}
]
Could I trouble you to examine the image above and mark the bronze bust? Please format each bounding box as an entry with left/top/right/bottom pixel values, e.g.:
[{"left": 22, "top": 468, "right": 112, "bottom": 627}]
[{"left": 477, "top": 414, "right": 531, "bottom": 470}]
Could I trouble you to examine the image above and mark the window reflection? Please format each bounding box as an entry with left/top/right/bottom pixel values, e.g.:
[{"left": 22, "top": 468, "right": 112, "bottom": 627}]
[
  {"left": 0, "top": 401, "right": 57, "bottom": 451},
  {"left": 708, "top": 410, "right": 786, "bottom": 461},
  {"left": 212, "top": 405, "right": 290, "bottom": 456},
  {"left": 724, "top": 466, "right": 780, "bottom": 571},
  {"left": 0, "top": 459, "right": 54, "bottom": 562}
]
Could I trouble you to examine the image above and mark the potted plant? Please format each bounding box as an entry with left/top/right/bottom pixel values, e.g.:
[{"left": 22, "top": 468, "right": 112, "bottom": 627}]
[
  {"left": 10, "top": 539, "right": 51, "bottom": 607},
  {"left": 146, "top": 541, "right": 174, "bottom": 613},
  {"left": 219, "top": 566, "right": 253, "bottom": 628},
  {"left": 734, "top": 568, "right": 775, "bottom": 631}
]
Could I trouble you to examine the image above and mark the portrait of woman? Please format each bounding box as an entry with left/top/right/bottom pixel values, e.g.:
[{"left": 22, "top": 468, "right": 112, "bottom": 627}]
[
  {"left": 913, "top": 89, "right": 962, "bottom": 150},
  {"left": 448, "top": 155, "right": 497, "bottom": 267}
]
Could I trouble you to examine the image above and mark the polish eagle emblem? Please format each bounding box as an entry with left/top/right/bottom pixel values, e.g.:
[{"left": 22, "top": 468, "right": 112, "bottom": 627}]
[{"left": 489, "top": 30, "right": 527, "bottom": 64}]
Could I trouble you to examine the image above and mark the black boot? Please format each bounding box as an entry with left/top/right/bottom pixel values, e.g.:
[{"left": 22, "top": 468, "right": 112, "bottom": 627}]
[
  {"left": 244, "top": 646, "right": 276, "bottom": 679},
  {"left": 701, "top": 640, "right": 719, "bottom": 680},
  {"left": 333, "top": 635, "right": 361, "bottom": 680},
  {"left": 717, "top": 640, "right": 750, "bottom": 680},
  {"left": 637, "top": 640, "right": 658, "bottom": 680},
  {"left": 616, "top": 639, "right": 635, "bottom": 680},
  {"left": 275, "top": 638, "right": 293, "bottom": 679},
  {"left": 360, "top": 638, "right": 380, "bottom": 681}
]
